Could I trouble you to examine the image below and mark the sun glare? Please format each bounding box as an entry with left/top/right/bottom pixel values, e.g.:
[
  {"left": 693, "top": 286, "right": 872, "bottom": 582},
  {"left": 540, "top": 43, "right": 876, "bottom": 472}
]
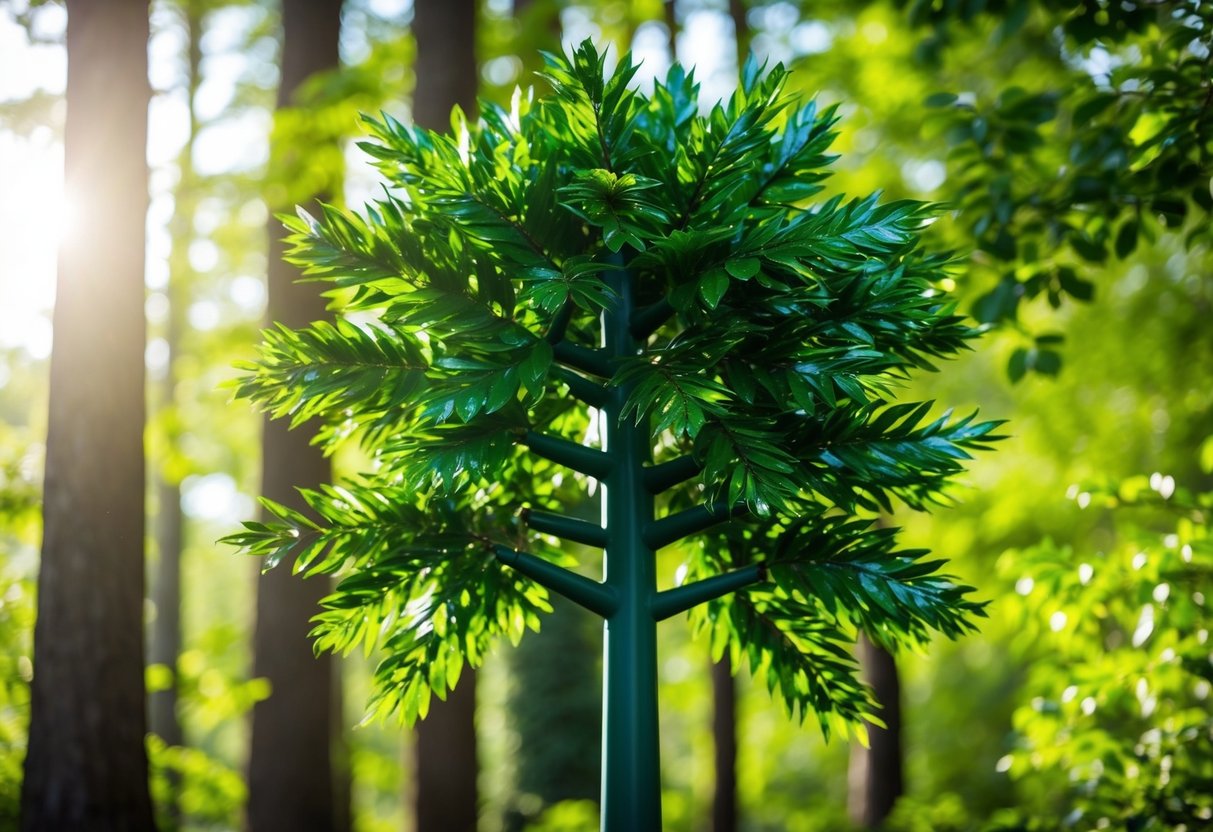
[
  {"left": 0, "top": 133, "right": 66, "bottom": 360},
  {"left": 0, "top": 4, "right": 67, "bottom": 362}
]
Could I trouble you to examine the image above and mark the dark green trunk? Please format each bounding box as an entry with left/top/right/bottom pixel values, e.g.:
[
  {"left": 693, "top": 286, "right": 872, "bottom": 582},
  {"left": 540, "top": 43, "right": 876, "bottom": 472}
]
[
  {"left": 498, "top": 263, "right": 760, "bottom": 828},
  {"left": 599, "top": 266, "right": 662, "bottom": 831}
]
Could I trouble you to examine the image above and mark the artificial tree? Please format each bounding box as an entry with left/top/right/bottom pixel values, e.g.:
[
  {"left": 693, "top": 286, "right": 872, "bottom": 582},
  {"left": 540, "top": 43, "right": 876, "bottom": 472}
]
[{"left": 225, "top": 41, "right": 1001, "bottom": 830}]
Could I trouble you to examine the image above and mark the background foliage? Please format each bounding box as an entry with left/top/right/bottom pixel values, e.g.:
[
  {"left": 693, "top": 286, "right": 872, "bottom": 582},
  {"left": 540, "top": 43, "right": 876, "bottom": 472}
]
[{"left": 0, "top": 0, "right": 1209, "bottom": 829}]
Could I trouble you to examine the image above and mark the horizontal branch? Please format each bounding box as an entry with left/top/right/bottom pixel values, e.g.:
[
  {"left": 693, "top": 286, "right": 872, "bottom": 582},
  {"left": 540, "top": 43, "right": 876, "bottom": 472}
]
[
  {"left": 494, "top": 545, "right": 617, "bottom": 618},
  {"left": 651, "top": 563, "right": 765, "bottom": 622},
  {"left": 643, "top": 455, "right": 701, "bottom": 494},
  {"left": 553, "top": 341, "right": 613, "bottom": 378},
  {"left": 552, "top": 366, "right": 609, "bottom": 408},
  {"left": 523, "top": 430, "right": 613, "bottom": 479},
  {"left": 643, "top": 501, "right": 742, "bottom": 550},
  {"left": 524, "top": 507, "right": 609, "bottom": 549},
  {"left": 630, "top": 297, "right": 674, "bottom": 340}
]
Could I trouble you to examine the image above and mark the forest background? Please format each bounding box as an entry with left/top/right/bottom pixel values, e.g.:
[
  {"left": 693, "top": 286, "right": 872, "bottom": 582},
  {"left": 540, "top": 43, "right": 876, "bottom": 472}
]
[{"left": 0, "top": 0, "right": 1211, "bottom": 830}]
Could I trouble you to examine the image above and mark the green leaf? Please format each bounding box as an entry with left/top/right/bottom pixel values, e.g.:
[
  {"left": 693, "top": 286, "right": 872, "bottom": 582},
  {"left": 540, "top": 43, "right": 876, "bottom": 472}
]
[
  {"left": 924, "top": 91, "right": 959, "bottom": 108},
  {"left": 725, "top": 257, "right": 761, "bottom": 279},
  {"left": 1008, "top": 348, "right": 1028, "bottom": 383},
  {"left": 699, "top": 269, "right": 730, "bottom": 308},
  {"left": 230, "top": 35, "right": 1001, "bottom": 742},
  {"left": 1057, "top": 267, "right": 1095, "bottom": 302},
  {"left": 972, "top": 275, "right": 1021, "bottom": 323},
  {"left": 1072, "top": 92, "right": 1117, "bottom": 125},
  {"left": 1114, "top": 219, "right": 1138, "bottom": 259},
  {"left": 1033, "top": 348, "right": 1062, "bottom": 376},
  {"left": 519, "top": 340, "right": 553, "bottom": 396}
]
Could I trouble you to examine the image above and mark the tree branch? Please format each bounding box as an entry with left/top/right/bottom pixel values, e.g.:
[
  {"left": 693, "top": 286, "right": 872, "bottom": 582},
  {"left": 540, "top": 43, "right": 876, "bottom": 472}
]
[
  {"left": 523, "top": 507, "right": 609, "bottom": 548},
  {"left": 553, "top": 340, "right": 613, "bottom": 378},
  {"left": 545, "top": 300, "right": 574, "bottom": 344},
  {"left": 651, "top": 563, "right": 765, "bottom": 621},
  {"left": 644, "top": 501, "right": 744, "bottom": 550},
  {"left": 523, "top": 430, "right": 612, "bottom": 479},
  {"left": 552, "top": 366, "right": 609, "bottom": 408},
  {"left": 643, "top": 455, "right": 701, "bottom": 494},
  {"left": 494, "top": 545, "right": 617, "bottom": 618}
]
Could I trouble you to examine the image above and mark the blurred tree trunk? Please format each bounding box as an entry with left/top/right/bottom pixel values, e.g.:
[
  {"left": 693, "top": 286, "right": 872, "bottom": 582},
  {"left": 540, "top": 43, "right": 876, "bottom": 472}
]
[
  {"left": 409, "top": 3, "right": 479, "bottom": 829},
  {"left": 505, "top": 597, "right": 601, "bottom": 829},
  {"left": 19, "top": 1, "right": 156, "bottom": 830},
  {"left": 847, "top": 636, "right": 904, "bottom": 829},
  {"left": 664, "top": 0, "right": 678, "bottom": 62},
  {"left": 148, "top": 5, "right": 203, "bottom": 822},
  {"left": 711, "top": 656, "right": 737, "bottom": 832},
  {"left": 246, "top": 2, "right": 347, "bottom": 832},
  {"left": 728, "top": 0, "right": 750, "bottom": 67},
  {"left": 411, "top": 0, "right": 477, "bottom": 129}
]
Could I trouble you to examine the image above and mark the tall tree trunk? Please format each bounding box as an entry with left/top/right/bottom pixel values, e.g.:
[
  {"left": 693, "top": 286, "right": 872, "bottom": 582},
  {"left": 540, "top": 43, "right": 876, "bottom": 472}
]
[
  {"left": 711, "top": 656, "right": 737, "bottom": 832},
  {"left": 411, "top": 0, "right": 478, "bottom": 129},
  {"left": 246, "top": 2, "right": 345, "bottom": 831},
  {"left": 506, "top": 596, "right": 600, "bottom": 828},
  {"left": 20, "top": 1, "right": 156, "bottom": 830},
  {"left": 847, "top": 636, "right": 904, "bottom": 829},
  {"left": 149, "top": 479, "right": 184, "bottom": 750},
  {"left": 148, "top": 6, "right": 203, "bottom": 820},
  {"left": 409, "top": 678, "right": 479, "bottom": 832},
  {"left": 409, "top": 3, "right": 480, "bottom": 828},
  {"left": 728, "top": 0, "right": 750, "bottom": 69},
  {"left": 664, "top": 0, "right": 678, "bottom": 63}
]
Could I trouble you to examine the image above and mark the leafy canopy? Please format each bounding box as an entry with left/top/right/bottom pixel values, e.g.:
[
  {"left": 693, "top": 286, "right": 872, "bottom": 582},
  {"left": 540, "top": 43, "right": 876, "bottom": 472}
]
[
  {"left": 997, "top": 479, "right": 1213, "bottom": 829},
  {"left": 910, "top": 0, "right": 1213, "bottom": 378},
  {"left": 224, "top": 40, "right": 1001, "bottom": 735}
]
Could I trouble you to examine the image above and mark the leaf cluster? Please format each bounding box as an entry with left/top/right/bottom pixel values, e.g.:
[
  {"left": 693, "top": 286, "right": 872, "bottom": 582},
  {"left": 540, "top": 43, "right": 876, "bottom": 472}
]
[
  {"left": 910, "top": 0, "right": 1213, "bottom": 378},
  {"left": 226, "top": 40, "right": 999, "bottom": 730},
  {"left": 994, "top": 480, "right": 1213, "bottom": 828}
]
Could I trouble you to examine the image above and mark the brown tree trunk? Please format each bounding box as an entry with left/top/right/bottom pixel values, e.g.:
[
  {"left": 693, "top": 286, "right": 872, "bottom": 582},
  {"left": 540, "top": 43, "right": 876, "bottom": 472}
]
[
  {"left": 711, "top": 655, "right": 737, "bottom": 832},
  {"left": 411, "top": 679, "right": 479, "bottom": 832},
  {"left": 409, "top": 3, "right": 480, "bottom": 828},
  {"left": 728, "top": 0, "right": 750, "bottom": 69},
  {"left": 664, "top": 0, "right": 678, "bottom": 63},
  {"left": 246, "top": 2, "right": 346, "bottom": 831},
  {"left": 411, "top": 0, "right": 478, "bottom": 129},
  {"left": 847, "top": 636, "right": 904, "bottom": 829},
  {"left": 150, "top": 481, "right": 184, "bottom": 752},
  {"left": 148, "top": 4, "right": 203, "bottom": 806},
  {"left": 20, "top": 1, "right": 156, "bottom": 830}
]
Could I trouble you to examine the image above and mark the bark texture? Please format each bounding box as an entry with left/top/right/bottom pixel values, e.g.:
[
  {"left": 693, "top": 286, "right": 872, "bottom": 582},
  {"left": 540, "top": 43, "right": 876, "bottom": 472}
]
[
  {"left": 847, "top": 636, "right": 904, "bottom": 829},
  {"left": 246, "top": 2, "right": 345, "bottom": 831},
  {"left": 711, "top": 656, "right": 737, "bottom": 832},
  {"left": 410, "top": 3, "right": 481, "bottom": 828},
  {"left": 20, "top": 1, "right": 156, "bottom": 829}
]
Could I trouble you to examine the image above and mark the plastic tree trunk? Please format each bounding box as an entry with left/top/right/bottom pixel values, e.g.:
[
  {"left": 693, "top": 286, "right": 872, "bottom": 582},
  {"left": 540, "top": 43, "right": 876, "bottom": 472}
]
[{"left": 495, "top": 263, "right": 762, "bottom": 831}]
